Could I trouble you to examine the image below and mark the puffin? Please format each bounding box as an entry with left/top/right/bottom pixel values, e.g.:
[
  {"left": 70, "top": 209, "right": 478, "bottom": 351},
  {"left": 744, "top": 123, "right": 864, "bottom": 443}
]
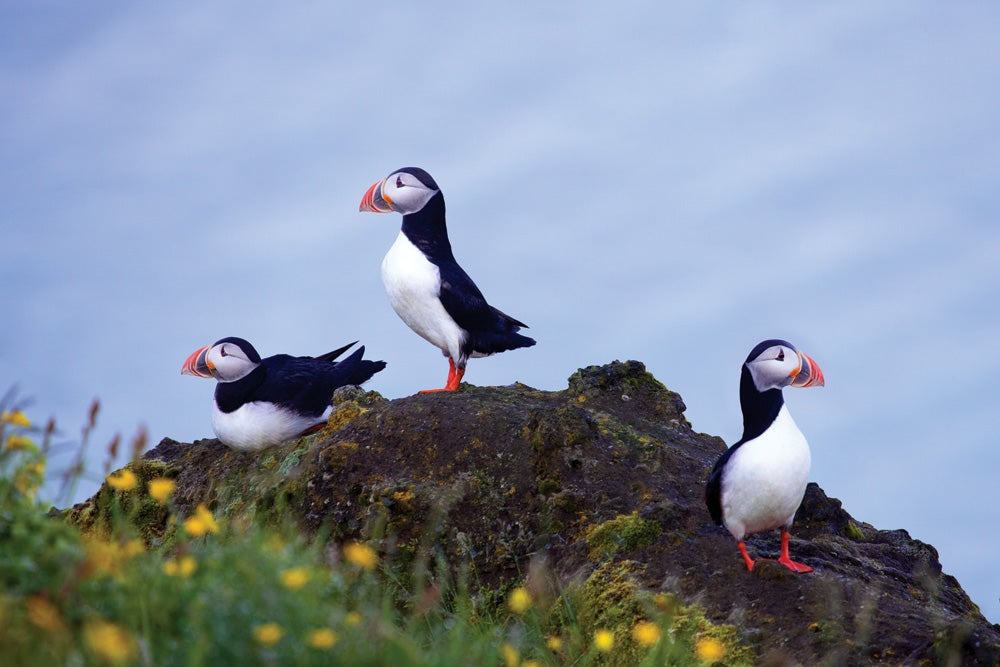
[
  {"left": 359, "top": 167, "right": 535, "bottom": 392},
  {"left": 705, "top": 339, "right": 825, "bottom": 573},
  {"left": 181, "top": 337, "right": 386, "bottom": 451}
]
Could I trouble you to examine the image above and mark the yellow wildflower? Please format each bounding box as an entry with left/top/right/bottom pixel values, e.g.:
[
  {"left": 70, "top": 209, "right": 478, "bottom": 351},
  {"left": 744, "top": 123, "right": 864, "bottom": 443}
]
[
  {"left": 632, "top": 620, "right": 661, "bottom": 647},
  {"left": 280, "top": 567, "right": 310, "bottom": 590},
  {"left": 508, "top": 586, "right": 532, "bottom": 614},
  {"left": 593, "top": 629, "right": 615, "bottom": 653},
  {"left": 106, "top": 469, "right": 137, "bottom": 491},
  {"left": 5, "top": 434, "right": 37, "bottom": 452},
  {"left": 184, "top": 504, "right": 219, "bottom": 536},
  {"left": 694, "top": 636, "right": 726, "bottom": 662},
  {"left": 345, "top": 611, "right": 362, "bottom": 627},
  {"left": 1, "top": 410, "right": 31, "bottom": 428},
  {"left": 253, "top": 622, "right": 284, "bottom": 646},
  {"left": 26, "top": 595, "right": 65, "bottom": 633},
  {"left": 163, "top": 555, "right": 197, "bottom": 578},
  {"left": 306, "top": 628, "right": 338, "bottom": 649},
  {"left": 123, "top": 538, "right": 145, "bottom": 557},
  {"left": 523, "top": 661, "right": 540, "bottom": 667},
  {"left": 343, "top": 542, "right": 378, "bottom": 571},
  {"left": 84, "top": 619, "right": 137, "bottom": 664},
  {"left": 545, "top": 636, "right": 563, "bottom": 652},
  {"left": 147, "top": 478, "right": 176, "bottom": 505},
  {"left": 501, "top": 642, "right": 519, "bottom": 667}
]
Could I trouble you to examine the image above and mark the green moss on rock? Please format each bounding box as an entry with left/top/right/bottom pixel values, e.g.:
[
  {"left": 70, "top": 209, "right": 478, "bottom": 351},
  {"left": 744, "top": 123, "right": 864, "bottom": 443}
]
[
  {"left": 65, "top": 459, "right": 178, "bottom": 546},
  {"left": 845, "top": 520, "right": 865, "bottom": 540},
  {"left": 584, "top": 512, "right": 661, "bottom": 561}
]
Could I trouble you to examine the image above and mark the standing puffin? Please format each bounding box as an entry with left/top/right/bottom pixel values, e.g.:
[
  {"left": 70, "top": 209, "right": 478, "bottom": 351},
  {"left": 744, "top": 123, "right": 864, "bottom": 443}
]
[
  {"left": 181, "top": 337, "right": 386, "bottom": 451},
  {"left": 359, "top": 167, "right": 535, "bottom": 392},
  {"left": 706, "top": 339, "right": 825, "bottom": 573}
]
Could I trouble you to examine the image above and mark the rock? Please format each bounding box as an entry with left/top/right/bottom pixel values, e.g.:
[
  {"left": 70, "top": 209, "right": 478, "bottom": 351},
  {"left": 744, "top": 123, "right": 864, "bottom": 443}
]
[{"left": 93, "top": 360, "right": 1000, "bottom": 663}]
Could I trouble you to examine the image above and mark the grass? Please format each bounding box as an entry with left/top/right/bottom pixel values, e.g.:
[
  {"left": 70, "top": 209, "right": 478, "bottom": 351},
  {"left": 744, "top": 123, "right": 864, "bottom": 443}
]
[{"left": 0, "top": 404, "right": 736, "bottom": 667}]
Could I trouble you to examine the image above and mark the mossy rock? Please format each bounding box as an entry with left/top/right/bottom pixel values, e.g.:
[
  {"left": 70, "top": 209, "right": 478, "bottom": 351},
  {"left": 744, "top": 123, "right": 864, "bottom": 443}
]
[
  {"left": 66, "top": 362, "right": 1000, "bottom": 665},
  {"left": 584, "top": 512, "right": 662, "bottom": 562}
]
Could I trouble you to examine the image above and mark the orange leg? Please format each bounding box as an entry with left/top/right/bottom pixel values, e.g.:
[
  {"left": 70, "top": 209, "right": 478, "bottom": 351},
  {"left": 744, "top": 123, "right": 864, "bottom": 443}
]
[
  {"left": 737, "top": 541, "right": 755, "bottom": 571},
  {"left": 419, "top": 358, "right": 465, "bottom": 393},
  {"left": 777, "top": 530, "right": 813, "bottom": 573}
]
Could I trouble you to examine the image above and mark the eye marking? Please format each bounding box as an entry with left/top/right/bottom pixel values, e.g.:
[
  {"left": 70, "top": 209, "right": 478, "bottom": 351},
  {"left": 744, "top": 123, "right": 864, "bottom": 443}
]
[
  {"left": 776, "top": 349, "right": 785, "bottom": 362},
  {"left": 220, "top": 346, "right": 228, "bottom": 357},
  {"left": 395, "top": 175, "right": 404, "bottom": 188}
]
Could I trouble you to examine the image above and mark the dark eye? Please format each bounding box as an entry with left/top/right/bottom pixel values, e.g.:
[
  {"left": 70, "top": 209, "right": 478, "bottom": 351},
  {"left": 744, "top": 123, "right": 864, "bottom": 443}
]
[
  {"left": 395, "top": 176, "right": 404, "bottom": 188},
  {"left": 776, "top": 349, "right": 785, "bottom": 361},
  {"left": 220, "top": 346, "right": 228, "bottom": 357}
]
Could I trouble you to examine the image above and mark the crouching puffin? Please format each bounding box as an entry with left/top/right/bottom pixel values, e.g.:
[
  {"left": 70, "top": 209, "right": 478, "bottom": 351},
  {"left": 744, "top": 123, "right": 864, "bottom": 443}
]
[
  {"left": 181, "top": 337, "right": 386, "bottom": 451},
  {"left": 359, "top": 167, "right": 535, "bottom": 392},
  {"left": 706, "top": 339, "right": 825, "bottom": 573}
]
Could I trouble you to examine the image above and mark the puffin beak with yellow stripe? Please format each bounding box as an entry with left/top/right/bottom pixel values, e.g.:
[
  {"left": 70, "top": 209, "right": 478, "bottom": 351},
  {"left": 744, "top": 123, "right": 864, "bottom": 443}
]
[
  {"left": 181, "top": 345, "right": 215, "bottom": 378},
  {"left": 359, "top": 176, "right": 396, "bottom": 214}
]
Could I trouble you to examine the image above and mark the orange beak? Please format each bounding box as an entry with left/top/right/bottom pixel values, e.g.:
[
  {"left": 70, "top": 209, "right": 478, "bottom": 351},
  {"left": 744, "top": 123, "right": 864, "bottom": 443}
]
[
  {"left": 181, "top": 345, "right": 214, "bottom": 378},
  {"left": 790, "top": 351, "right": 824, "bottom": 388},
  {"left": 359, "top": 177, "right": 395, "bottom": 213}
]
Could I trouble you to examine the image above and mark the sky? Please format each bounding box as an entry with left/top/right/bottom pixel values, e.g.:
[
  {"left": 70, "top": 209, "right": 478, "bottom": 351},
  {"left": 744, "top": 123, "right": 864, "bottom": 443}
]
[{"left": 1, "top": 3, "right": 998, "bottom": 622}]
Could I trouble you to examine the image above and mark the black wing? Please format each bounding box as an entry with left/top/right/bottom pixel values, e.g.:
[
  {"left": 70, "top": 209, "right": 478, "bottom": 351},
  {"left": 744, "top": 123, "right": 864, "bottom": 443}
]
[
  {"left": 705, "top": 440, "right": 746, "bottom": 526},
  {"left": 255, "top": 349, "right": 385, "bottom": 417},
  {"left": 315, "top": 341, "right": 358, "bottom": 363},
  {"left": 436, "top": 260, "right": 535, "bottom": 355},
  {"left": 436, "top": 260, "right": 501, "bottom": 332}
]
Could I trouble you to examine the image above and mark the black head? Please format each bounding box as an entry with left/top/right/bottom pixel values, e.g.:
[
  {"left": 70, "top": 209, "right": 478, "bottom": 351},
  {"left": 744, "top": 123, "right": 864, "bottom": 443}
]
[
  {"left": 394, "top": 166, "right": 439, "bottom": 191},
  {"left": 213, "top": 336, "right": 262, "bottom": 364}
]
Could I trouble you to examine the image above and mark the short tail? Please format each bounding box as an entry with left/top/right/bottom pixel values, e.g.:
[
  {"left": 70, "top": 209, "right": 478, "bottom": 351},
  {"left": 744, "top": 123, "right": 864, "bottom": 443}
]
[
  {"left": 472, "top": 331, "right": 536, "bottom": 355},
  {"left": 335, "top": 345, "right": 387, "bottom": 386}
]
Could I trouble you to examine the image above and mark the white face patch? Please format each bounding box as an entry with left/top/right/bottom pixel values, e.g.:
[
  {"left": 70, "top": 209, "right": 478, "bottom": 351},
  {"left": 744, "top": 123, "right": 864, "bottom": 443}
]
[
  {"left": 207, "top": 342, "right": 258, "bottom": 383},
  {"left": 381, "top": 171, "right": 438, "bottom": 215},
  {"left": 746, "top": 344, "right": 800, "bottom": 392}
]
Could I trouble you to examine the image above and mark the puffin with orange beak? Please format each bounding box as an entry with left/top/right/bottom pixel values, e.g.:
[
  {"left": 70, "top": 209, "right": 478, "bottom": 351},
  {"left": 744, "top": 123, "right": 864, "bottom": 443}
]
[
  {"left": 706, "top": 339, "right": 825, "bottom": 573},
  {"left": 182, "top": 337, "right": 385, "bottom": 451},
  {"left": 360, "top": 167, "right": 535, "bottom": 393}
]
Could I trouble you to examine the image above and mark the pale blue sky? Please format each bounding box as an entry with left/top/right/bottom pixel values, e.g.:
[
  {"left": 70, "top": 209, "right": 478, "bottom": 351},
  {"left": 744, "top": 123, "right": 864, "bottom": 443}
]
[{"left": 2, "top": 3, "right": 997, "bottom": 621}]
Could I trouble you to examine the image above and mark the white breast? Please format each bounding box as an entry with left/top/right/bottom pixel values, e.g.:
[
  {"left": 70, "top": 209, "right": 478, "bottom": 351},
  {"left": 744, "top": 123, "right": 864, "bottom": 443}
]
[
  {"left": 720, "top": 405, "right": 811, "bottom": 540},
  {"left": 381, "top": 232, "right": 466, "bottom": 360},
  {"left": 211, "top": 402, "right": 330, "bottom": 451}
]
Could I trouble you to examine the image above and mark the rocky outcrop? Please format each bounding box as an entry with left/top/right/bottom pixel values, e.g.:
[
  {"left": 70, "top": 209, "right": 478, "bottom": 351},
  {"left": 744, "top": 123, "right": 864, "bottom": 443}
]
[{"left": 93, "top": 361, "right": 999, "bottom": 664}]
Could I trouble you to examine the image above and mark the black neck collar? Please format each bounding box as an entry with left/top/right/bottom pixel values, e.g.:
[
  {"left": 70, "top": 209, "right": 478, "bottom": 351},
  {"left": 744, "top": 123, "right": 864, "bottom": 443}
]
[
  {"left": 739, "top": 365, "right": 785, "bottom": 443},
  {"left": 400, "top": 192, "right": 453, "bottom": 262}
]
